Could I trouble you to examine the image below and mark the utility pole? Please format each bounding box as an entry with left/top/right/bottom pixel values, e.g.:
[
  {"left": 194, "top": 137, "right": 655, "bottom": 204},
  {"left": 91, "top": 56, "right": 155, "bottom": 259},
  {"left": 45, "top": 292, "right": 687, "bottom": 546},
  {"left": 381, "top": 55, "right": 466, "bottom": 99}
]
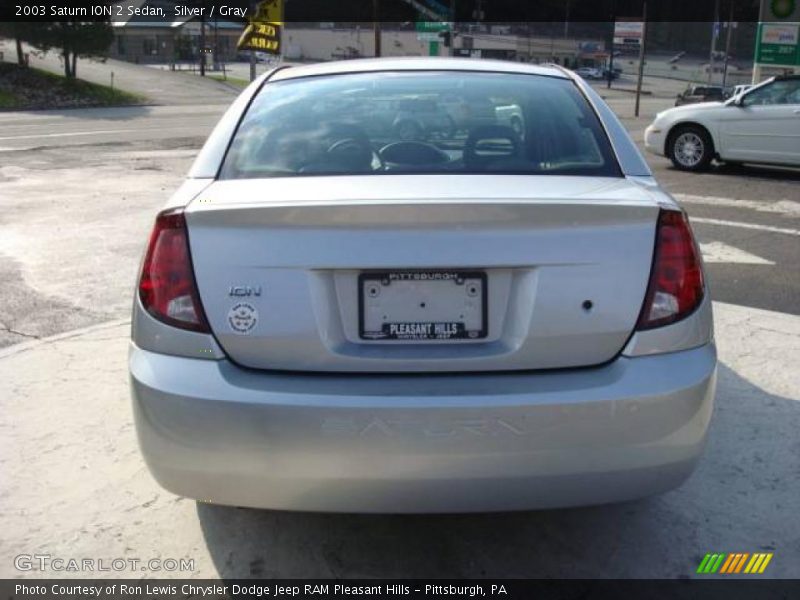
[
  {"left": 450, "top": 0, "right": 456, "bottom": 56},
  {"left": 707, "top": 0, "right": 720, "bottom": 85},
  {"left": 634, "top": 1, "right": 647, "bottom": 117},
  {"left": 249, "top": 0, "right": 257, "bottom": 82},
  {"left": 721, "top": 2, "right": 735, "bottom": 88},
  {"left": 199, "top": 4, "right": 206, "bottom": 76},
  {"left": 564, "top": 0, "right": 570, "bottom": 38},
  {"left": 607, "top": 17, "right": 615, "bottom": 89},
  {"left": 373, "top": 0, "right": 381, "bottom": 57}
]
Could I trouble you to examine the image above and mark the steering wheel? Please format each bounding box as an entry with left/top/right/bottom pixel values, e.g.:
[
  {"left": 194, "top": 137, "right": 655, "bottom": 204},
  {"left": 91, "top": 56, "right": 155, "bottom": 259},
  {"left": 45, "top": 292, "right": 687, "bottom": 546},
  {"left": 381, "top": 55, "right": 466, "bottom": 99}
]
[
  {"left": 326, "top": 137, "right": 383, "bottom": 171},
  {"left": 379, "top": 141, "right": 450, "bottom": 166}
]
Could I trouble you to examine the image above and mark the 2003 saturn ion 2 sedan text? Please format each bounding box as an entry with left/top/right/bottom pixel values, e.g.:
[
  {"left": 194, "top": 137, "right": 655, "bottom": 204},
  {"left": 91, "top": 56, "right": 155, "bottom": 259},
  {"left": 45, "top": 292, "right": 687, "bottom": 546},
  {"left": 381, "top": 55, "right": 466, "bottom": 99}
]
[{"left": 130, "top": 58, "right": 716, "bottom": 513}]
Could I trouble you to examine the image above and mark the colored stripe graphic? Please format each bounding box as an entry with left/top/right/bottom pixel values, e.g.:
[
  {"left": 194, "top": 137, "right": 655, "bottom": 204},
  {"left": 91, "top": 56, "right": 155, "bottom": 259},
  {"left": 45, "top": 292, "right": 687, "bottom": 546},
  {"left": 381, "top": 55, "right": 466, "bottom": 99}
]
[
  {"left": 734, "top": 553, "right": 750, "bottom": 573},
  {"left": 744, "top": 554, "right": 760, "bottom": 573},
  {"left": 701, "top": 552, "right": 774, "bottom": 574},
  {"left": 697, "top": 554, "right": 713, "bottom": 573},
  {"left": 710, "top": 554, "right": 726, "bottom": 573},
  {"left": 719, "top": 554, "right": 736, "bottom": 573},
  {"left": 759, "top": 554, "right": 773, "bottom": 573}
]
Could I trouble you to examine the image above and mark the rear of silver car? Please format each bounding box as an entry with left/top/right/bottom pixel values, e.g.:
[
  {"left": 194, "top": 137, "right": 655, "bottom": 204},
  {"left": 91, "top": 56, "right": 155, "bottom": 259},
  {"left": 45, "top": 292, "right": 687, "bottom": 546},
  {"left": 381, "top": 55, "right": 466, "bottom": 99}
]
[{"left": 130, "top": 60, "right": 716, "bottom": 512}]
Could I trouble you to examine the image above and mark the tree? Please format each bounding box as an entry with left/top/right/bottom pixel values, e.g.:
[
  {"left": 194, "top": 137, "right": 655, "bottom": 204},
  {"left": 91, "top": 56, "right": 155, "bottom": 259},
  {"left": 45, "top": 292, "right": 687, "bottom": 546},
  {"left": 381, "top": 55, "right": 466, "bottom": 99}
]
[
  {"left": 27, "top": 21, "right": 113, "bottom": 79},
  {"left": 0, "top": 22, "right": 39, "bottom": 65}
]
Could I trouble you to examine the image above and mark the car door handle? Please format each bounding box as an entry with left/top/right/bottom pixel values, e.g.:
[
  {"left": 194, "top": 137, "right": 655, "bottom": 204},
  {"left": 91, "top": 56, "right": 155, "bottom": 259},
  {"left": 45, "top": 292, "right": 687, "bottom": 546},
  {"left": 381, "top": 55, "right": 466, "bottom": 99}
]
[{"left": 794, "top": 109, "right": 800, "bottom": 114}]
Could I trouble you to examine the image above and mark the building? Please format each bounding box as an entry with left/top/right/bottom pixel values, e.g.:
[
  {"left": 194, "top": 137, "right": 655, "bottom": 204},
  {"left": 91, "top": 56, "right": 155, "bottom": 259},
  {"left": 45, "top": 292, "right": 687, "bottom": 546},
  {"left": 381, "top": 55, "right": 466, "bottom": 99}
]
[
  {"left": 281, "top": 25, "right": 604, "bottom": 67},
  {"left": 109, "top": 0, "right": 243, "bottom": 65}
]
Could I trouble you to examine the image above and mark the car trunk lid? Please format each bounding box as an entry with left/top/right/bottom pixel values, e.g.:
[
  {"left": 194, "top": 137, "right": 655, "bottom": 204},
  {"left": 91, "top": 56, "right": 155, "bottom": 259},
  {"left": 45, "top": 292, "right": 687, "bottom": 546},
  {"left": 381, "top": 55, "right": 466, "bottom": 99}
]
[{"left": 185, "top": 175, "right": 660, "bottom": 372}]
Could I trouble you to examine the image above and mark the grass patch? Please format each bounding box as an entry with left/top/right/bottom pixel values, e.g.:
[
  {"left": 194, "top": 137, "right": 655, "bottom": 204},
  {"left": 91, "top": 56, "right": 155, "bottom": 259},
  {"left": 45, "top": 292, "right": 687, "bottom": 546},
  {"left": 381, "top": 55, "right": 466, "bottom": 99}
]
[
  {"left": 0, "top": 62, "right": 147, "bottom": 110},
  {"left": 207, "top": 73, "right": 250, "bottom": 89},
  {"left": 0, "top": 88, "right": 21, "bottom": 108}
]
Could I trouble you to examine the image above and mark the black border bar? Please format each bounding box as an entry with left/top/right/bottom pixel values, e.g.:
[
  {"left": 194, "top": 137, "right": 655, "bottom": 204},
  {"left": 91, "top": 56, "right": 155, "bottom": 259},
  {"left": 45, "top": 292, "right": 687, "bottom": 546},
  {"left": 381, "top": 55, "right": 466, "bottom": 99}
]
[
  {"left": 4, "top": 579, "right": 800, "bottom": 600},
  {"left": 2, "top": 0, "right": 762, "bottom": 24}
]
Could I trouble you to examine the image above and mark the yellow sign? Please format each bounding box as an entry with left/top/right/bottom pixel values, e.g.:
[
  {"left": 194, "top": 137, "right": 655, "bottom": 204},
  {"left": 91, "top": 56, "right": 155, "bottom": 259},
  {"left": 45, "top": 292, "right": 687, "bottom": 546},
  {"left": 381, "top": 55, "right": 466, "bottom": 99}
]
[
  {"left": 253, "top": 0, "right": 283, "bottom": 25},
  {"left": 237, "top": 0, "right": 282, "bottom": 54}
]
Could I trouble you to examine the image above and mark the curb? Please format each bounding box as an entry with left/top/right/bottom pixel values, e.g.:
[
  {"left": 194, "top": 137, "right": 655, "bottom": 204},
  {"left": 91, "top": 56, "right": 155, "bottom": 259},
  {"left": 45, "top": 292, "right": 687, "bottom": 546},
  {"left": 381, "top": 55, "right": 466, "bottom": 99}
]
[{"left": 0, "top": 318, "right": 130, "bottom": 359}]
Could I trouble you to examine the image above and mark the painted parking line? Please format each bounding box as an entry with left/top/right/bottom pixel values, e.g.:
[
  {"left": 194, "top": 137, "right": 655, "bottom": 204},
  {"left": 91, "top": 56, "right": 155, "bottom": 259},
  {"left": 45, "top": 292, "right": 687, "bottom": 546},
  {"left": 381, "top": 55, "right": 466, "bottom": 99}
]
[
  {"left": 675, "top": 194, "right": 800, "bottom": 217},
  {"left": 690, "top": 217, "right": 800, "bottom": 237},
  {"left": 0, "top": 129, "right": 136, "bottom": 141},
  {"left": 699, "top": 241, "right": 775, "bottom": 265}
]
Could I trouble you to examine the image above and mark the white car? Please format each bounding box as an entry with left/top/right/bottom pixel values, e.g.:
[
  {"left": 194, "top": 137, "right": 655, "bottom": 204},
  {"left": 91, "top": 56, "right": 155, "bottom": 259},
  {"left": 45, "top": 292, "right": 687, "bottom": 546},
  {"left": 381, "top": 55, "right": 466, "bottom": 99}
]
[
  {"left": 645, "top": 75, "right": 800, "bottom": 171},
  {"left": 729, "top": 84, "right": 752, "bottom": 99},
  {"left": 575, "top": 67, "right": 603, "bottom": 80}
]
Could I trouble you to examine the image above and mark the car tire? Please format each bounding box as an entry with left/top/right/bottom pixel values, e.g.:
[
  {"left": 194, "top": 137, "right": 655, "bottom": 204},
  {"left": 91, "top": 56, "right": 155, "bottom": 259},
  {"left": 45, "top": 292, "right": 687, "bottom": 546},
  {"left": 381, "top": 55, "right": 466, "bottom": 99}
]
[{"left": 668, "top": 125, "right": 714, "bottom": 172}]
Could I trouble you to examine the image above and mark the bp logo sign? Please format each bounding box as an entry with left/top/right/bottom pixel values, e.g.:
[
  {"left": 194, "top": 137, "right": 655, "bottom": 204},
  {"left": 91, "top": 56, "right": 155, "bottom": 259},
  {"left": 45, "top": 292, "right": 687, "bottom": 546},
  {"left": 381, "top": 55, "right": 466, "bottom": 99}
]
[{"left": 771, "top": 0, "right": 795, "bottom": 19}]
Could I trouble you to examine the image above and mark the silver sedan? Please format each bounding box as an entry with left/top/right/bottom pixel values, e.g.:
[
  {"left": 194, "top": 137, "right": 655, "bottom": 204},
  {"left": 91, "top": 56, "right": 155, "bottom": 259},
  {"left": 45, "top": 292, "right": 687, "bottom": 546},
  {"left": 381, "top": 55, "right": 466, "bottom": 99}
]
[{"left": 130, "top": 58, "right": 716, "bottom": 513}]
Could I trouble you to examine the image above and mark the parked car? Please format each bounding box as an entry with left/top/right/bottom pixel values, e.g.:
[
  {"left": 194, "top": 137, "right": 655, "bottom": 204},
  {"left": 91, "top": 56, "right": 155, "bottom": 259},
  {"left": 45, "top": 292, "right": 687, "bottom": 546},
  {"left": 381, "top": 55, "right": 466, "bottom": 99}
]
[
  {"left": 645, "top": 75, "right": 800, "bottom": 170},
  {"left": 438, "top": 92, "right": 496, "bottom": 132},
  {"left": 131, "top": 58, "right": 715, "bottom": 513},
  {"left": 574, "top": 66, "right": 603, "bottom": 80},
  {"left": 726, "top": 84, "right": 752, "bottom": 99},
  {"left": 391, "top": 98, "right": 457, "bottom": 140},
  {"left": 494, "top": 103, "right": 525, "bottom": 136},
  {"left": 675, "top": 84, "right": 725, "bottom": 106}
]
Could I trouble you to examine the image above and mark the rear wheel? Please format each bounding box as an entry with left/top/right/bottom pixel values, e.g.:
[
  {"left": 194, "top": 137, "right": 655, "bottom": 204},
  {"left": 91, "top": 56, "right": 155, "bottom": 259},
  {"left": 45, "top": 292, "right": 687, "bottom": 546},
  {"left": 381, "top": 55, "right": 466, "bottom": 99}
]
[{"left": 668, "top": 126, "right": 713, "bottom": 171}]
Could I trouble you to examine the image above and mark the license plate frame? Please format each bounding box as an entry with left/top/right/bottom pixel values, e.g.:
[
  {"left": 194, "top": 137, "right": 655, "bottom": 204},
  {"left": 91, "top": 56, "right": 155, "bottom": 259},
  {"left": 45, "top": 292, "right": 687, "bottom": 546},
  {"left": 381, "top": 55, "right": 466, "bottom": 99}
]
[{"left": 358, "top": 270, "right": 488, "bottom": 341}]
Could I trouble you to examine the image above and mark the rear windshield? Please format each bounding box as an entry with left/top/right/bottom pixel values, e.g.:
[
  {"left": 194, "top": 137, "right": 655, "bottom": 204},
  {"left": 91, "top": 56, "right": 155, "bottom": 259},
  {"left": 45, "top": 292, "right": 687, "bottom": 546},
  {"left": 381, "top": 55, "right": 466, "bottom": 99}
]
[{"left": 220, "top": 71, "right": 622, "bottom": 179}]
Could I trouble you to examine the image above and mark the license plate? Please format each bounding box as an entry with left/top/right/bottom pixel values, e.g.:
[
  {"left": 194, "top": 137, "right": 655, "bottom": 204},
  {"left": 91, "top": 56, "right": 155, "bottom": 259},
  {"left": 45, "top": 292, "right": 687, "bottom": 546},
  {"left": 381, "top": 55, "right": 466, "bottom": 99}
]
[{"left": 359, "top": 271, "right": 487, "bottom": 341}]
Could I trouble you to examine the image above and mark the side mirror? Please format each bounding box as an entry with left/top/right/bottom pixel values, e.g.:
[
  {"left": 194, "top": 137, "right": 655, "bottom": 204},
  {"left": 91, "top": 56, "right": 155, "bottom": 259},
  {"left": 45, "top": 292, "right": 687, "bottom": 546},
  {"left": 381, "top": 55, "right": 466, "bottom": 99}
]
[{"left": 732, "top": 96, "right": 745, "bottom": 107}]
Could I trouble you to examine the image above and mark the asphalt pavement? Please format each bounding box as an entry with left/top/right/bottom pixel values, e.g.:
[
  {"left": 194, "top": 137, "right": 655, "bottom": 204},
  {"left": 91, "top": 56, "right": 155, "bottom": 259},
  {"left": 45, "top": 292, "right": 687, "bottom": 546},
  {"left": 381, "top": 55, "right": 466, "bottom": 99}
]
[{"left": 1, "top": 57, "right": 799, "bottom": 579}]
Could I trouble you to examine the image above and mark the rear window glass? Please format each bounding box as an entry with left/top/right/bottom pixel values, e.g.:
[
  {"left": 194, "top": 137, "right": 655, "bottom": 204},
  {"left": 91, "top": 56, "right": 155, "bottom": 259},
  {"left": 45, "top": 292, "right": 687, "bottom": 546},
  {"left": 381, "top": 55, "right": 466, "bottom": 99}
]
[{"left": 219, "top": 71, "right": 622, "bottom": 179}]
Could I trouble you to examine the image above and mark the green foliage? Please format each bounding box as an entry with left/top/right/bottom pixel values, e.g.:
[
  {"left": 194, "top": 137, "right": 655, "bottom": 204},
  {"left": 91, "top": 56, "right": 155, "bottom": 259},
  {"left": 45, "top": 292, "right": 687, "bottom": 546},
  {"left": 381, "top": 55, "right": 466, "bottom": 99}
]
[
  {"left": 0, "top": 63, "right": 145, "bottom": 110},
  {"left": 12, "top": 20, "right": 113, "bottom": 78}
]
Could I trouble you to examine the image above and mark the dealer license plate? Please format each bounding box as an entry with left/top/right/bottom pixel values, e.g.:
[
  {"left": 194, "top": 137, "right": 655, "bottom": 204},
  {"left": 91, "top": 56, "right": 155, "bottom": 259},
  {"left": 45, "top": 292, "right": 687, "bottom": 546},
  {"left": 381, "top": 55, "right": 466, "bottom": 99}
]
[{"left": 359, "top": 271, "right": 487, "bottom": 341}]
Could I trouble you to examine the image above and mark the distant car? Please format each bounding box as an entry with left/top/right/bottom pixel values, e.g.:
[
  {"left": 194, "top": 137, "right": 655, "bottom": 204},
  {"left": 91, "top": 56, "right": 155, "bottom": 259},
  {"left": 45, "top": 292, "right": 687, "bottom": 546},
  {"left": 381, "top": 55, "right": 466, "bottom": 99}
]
[
  {"left": 131, "top": 58, "right": 715, "bottom": 513},
  {"left": 392, "top": 98, "right": 456, "bottom": 140},
  {"left": 235, "top": 51, "right": 270, "bottom": 63},
  {"left": 727, "top": 84, "right": 752, "bottom": 99},
  {"left": 675, "top": 84, "right": 725, "bottom": 106},
  {"left": 575, "top": 67, "right": 603, "bottom": 80},
  {"left": 645, "top": 75, "right": 800, "bottom": 170},
  {"left": 439, "top": 93, "right": 496, "bottom": 131},
  {"left": 494, "top": 103, "right": 525, "bottom": 136}
]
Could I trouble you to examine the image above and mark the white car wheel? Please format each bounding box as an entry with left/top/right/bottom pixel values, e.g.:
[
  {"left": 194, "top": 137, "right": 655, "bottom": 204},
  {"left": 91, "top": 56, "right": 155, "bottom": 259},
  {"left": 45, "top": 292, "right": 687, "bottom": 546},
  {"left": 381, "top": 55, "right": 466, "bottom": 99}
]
[{"left": 669, "top": 127, "right": 713, "bottom": 171}]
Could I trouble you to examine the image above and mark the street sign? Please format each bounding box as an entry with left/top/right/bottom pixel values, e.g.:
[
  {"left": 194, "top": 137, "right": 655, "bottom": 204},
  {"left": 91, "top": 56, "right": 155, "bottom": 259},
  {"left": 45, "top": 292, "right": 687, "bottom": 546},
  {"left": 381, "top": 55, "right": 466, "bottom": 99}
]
[
  {"left": 237, "top": 0, "right": 283, "bottom": 54},
  {"left": 416, "top": 21, "right": 450, "bottom": 33},
  {"left": 613, "top": 20, "right": 644, "bottom": 47},
  {"left": 755, "top": 22, "right": 800, "bottom": 66}
]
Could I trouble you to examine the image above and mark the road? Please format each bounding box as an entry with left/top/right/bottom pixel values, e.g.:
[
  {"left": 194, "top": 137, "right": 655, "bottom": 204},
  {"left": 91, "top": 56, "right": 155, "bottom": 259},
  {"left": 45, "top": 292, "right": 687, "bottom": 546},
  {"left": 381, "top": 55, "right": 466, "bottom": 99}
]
[{"left": 0, "top": 62, "right": 798, "bottom": 579}]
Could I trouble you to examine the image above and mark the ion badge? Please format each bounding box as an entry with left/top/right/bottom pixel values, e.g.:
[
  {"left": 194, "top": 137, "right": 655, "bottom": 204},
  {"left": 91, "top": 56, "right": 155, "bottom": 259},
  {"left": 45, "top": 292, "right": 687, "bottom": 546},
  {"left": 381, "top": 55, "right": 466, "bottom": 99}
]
[{"left": 227, "top": 302, "right": 258, "bottom": 334}]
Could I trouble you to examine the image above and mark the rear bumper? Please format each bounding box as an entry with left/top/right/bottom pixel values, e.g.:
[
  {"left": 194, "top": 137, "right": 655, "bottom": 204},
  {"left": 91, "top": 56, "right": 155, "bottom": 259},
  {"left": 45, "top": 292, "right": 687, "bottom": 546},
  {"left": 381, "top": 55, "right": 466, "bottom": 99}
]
[{"left": 130, "top": 343, "right": 716, "bottom": 513}]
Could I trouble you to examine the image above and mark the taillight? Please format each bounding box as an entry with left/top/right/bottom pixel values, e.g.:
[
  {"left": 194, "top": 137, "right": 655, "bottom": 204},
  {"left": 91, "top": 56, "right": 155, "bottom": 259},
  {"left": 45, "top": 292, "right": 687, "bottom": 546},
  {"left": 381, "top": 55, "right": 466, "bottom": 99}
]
[
  {"left": 636, "top": 209, "right": 705, "bottom": 330},
  {"left": 138, "top": 209, "right": 210, "bottom": 333}
]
